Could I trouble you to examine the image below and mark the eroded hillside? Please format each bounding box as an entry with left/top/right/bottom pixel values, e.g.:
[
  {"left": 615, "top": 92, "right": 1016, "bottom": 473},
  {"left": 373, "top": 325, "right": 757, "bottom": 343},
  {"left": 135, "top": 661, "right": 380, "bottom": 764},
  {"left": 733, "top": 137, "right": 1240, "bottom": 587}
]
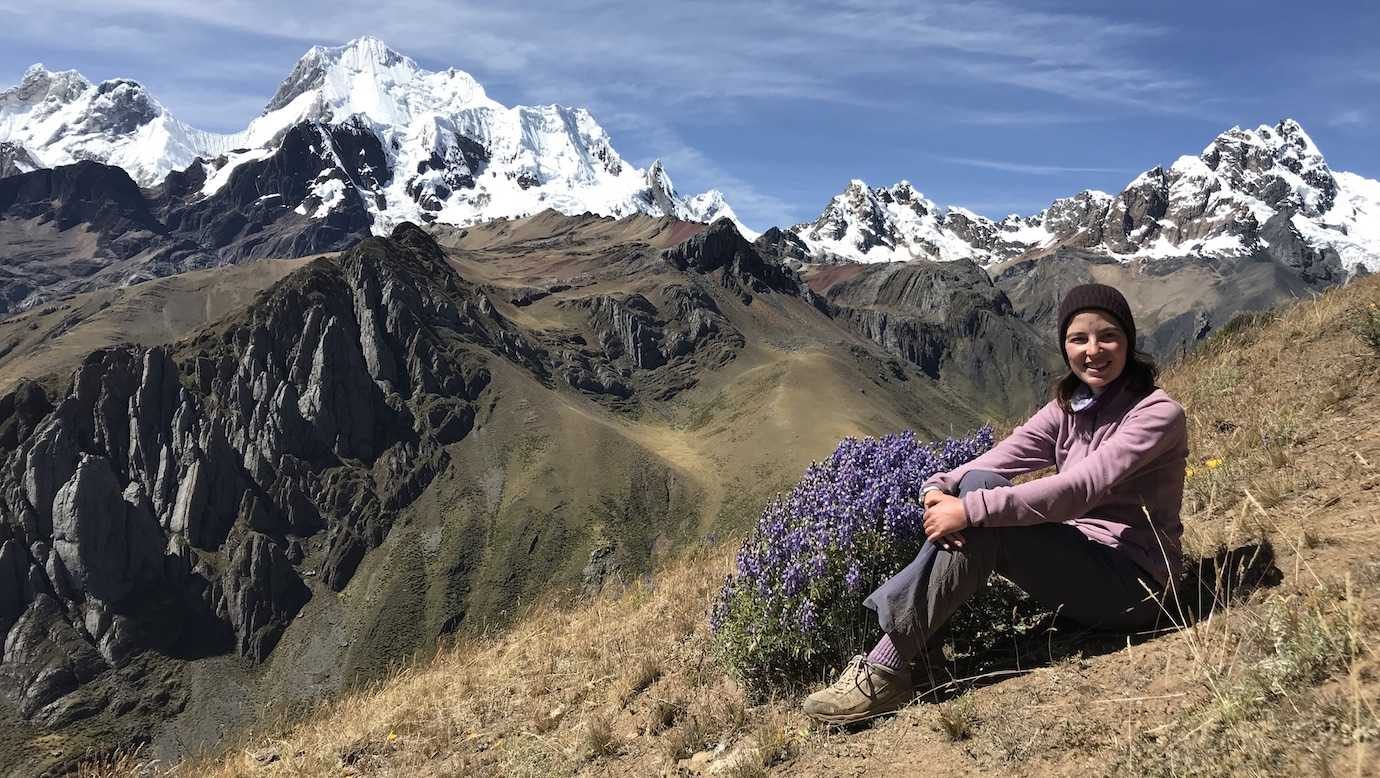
[
  {"left": 0, "top": 214, "right": 1038, "bottom": 775},
  {"left": 140, "top": 273, "right": 1380, "bottom": 778}
]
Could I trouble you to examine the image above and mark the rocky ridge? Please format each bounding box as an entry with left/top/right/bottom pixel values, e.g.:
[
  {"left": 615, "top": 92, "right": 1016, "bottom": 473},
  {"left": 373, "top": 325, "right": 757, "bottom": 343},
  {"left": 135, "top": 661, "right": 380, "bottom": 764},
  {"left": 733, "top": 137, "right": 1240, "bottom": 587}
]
[
  {"left": 0, "top": 224, "right": 483, "bottom": 728},
  {"left": 0, "top": 142, "right": 38, "bottom": 179},
  {"left": 801, "top": 259, "right": 1057, "bottom": 415},
  {"left": 0, "top": 217, "right": 814, "bottom": 749},
  {"left": 789, "top": 119, "right": 1379, "bottom": 277},
  {"left": 0, "top": 120, "right": 387, "bottom": 313}
]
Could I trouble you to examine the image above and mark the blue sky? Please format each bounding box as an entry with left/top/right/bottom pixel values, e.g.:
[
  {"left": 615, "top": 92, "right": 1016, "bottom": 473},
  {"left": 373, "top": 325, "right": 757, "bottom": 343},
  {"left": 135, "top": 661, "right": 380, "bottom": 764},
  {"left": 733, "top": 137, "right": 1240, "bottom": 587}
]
[{"left": 1, "top": 0, "right": 1376, "bottom": 229}]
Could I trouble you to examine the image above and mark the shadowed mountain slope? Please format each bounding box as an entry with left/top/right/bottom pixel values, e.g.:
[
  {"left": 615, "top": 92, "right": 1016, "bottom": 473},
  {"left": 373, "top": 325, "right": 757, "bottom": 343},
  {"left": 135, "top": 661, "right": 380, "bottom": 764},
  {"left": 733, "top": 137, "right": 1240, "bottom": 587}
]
[
  {"left": 0, "top": 214, "right": 1028, "bottom": 774},
  {"left": 0, "top": 122, "right": 385, "bottom": 315}
]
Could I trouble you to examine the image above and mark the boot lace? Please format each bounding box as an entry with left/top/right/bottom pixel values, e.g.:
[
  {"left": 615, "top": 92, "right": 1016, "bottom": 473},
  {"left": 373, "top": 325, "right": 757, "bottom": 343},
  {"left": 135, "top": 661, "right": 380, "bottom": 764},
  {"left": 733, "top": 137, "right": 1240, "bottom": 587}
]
[{"left": 831, "top": 655, "right": 879, "bottom": 698}]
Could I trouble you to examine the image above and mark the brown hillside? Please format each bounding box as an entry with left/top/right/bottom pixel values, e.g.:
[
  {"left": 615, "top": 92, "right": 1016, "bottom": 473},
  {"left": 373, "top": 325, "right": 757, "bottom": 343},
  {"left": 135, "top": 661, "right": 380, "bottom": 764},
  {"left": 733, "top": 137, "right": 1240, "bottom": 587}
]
[
  {"left": 115, "top": 274, "right": 1380, "bottom": 776},
  {"left": 1, "top": 214, "right": 1017, "bottom": 776},
  {"left": 0, "top": 256, "right": 318, "bottom": 394}
]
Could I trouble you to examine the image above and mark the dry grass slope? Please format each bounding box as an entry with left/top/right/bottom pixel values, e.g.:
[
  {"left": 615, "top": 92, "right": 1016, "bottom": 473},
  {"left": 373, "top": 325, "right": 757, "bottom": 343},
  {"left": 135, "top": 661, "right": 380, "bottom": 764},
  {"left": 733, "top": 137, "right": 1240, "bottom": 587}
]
[
  {"left": 0, "top": 257, "right": 315, "bottom": 393},
  {"left": 85, "top": 276, "right": 1380, "bottom": 777}
]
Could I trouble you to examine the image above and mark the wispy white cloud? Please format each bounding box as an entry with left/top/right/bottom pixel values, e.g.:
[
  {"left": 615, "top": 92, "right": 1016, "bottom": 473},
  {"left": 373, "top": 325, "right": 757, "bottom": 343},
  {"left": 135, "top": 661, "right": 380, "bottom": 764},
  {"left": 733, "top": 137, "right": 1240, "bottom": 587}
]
[
  {"left": 1329, "top": 109, "right": 1368, "bottom": 128},
  {"left": 0, "top": 0, "right": 1203, "bottom": 112},
  {"left": 935, "top": 155, "right": 1133, "bottom": 176},
  {"left": 599, "top": 110, "right": 801, "bottom": 230},
  {"left": 929, "top": 107, "right": 1090, "bottom": 127},
  {"left": 0, "top": 0, "right": 1213, "bottom": 225},
  {"left": 660, "top": 142, "right": 802, "bottom": 231}
]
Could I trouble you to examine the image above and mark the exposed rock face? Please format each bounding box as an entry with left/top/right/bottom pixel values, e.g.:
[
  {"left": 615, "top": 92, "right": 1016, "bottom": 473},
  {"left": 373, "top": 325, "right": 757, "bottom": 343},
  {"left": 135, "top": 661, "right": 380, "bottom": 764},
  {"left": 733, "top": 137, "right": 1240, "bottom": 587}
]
[
  {"left": 580, "top": 543, "right": 622, "bottom": 596},
  {"left": 567, "top": 294, "right": 668, "bottom": 370},
  {"left": 1040, "top": 191, "right": 1110, "bottom": 245},
  {"left": 753, "top": 226, "right": 811, "bottom": 265},
  {"left": 0, "top": 119, "right": 389, "bottom": 314},
  {"left": 546, "top": 220, "right": 796, "bottom": 402},
  {"left": 0, "top": 161, "right": 163, "bottom": 236},
  {"left": 0, "top": 594, "right": 108, "bottom": 719},
  {"left": 0, "top": 141, "right": 39, "bottom": 178},
  {"left": 0, "top": 225, "right": 503, "bottom": 726},
  {"left": 643, "top": 160, "right": 679, "bottom": 217},
  {"left": 555, "top": 282, "right": 746, "bottom": 401},
  {"left": 1257, "top": 210, "right": 1345, "bottom": 283},
  {"left": 0, "top": 380, "right": 51, "bottom": 450},
  {"left": 990, "top": 247, "right": 1342, "bottom": 361},
  {"left": 663, "top": 217, "right": 799, "bottom": 299},
  {"left": 811, "top": 260, "right": 1058, "bottom": 414},
  {"left": 163, "top": 118, "right": 387, "bottom": 263},
  {"left": 407, "top": 136, "right": 490, "bottom": 211},
  {"left": 1102, "top": 167, "right": 1170, "bottom": 254},
  {"left": 1201, "top": 121, "right": 1337, "bottom": 216},
  {"left": 51, "top": 455, "right": 162, "bottom": 603},
  {"left": 217, "top": 532, "right": 309, "bottom": 661}
]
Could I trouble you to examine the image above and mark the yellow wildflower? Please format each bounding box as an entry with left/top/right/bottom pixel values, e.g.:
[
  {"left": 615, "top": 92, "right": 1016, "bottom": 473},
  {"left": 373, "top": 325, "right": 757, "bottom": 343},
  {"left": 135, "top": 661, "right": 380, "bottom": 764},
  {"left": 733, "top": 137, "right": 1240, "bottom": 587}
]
[
  {"left": 387, "top": 731, "right": 398, "bottom": 742},
  {"left": 1205, "top": 458, "right": 1223, "bottom": 470},
  {"left": 1185, "top": 467, "right": 1196, "bottom": 478}
]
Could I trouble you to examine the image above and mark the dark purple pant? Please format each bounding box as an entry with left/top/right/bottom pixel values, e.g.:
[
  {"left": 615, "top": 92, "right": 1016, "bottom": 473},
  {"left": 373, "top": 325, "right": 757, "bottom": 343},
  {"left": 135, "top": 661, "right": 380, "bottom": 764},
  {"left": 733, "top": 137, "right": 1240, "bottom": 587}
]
[{"left": 863, "top": 470, "right": 1165, "bottom": 666}]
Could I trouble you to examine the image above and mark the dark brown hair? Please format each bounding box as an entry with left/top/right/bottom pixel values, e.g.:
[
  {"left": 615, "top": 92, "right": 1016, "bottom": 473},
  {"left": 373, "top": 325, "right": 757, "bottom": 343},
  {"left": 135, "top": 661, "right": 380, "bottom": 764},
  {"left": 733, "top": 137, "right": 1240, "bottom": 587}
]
[{"left": 1050, "top": 348, "right": 1159, "bottom": 413}]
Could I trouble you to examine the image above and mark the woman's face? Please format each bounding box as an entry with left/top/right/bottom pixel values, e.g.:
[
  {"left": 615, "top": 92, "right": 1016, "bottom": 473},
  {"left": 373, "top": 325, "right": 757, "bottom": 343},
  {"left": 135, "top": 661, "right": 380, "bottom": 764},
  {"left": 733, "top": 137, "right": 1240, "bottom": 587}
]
[{"left": 1064, "top": 309, "right": 1128, "bottom": 393}]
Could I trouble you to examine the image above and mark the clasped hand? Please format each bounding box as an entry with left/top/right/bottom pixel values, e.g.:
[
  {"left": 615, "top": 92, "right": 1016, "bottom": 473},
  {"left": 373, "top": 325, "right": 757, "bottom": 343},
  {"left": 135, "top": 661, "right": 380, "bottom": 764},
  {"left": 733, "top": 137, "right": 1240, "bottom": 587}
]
[{"left": 922, "top": 490, "right": 969, "bottom": 550}]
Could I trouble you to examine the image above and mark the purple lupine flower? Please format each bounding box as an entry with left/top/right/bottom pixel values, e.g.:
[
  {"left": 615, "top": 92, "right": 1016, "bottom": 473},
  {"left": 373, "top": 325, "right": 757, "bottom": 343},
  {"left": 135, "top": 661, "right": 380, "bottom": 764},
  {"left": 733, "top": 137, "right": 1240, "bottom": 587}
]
[
  {"left": 710, "top": 425, "right": 994, "bottom": 693},
  {"left": 844, "top": 563, "right": 862, "bottom": 593},
  {"left": 798, "top": 600, "right": 818, "bottom": 632}
]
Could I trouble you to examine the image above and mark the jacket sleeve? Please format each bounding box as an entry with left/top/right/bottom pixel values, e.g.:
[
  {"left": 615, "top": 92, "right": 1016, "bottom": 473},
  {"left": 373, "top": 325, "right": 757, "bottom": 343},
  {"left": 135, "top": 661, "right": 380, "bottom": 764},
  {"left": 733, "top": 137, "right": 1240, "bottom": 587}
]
[
  {"left": 962, "top": 396, "right": 1186, "bottom": 527},
  {"left": 922, "top": 401, "right": 1061, "bottom": 494}
]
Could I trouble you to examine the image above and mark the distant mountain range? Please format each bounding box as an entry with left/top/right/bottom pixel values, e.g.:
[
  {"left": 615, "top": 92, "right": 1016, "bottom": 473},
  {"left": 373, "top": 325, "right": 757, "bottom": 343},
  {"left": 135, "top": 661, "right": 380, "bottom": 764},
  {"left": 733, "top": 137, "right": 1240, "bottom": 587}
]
[
  {"left": 0, "top": 37, "right": 737, "bottom": 236},
  {"left": 3, "top": 38, "right": 1378, "bottom": 312},
  {"left": 787, "top": 120, "right": 1380, "bottom": 277}
]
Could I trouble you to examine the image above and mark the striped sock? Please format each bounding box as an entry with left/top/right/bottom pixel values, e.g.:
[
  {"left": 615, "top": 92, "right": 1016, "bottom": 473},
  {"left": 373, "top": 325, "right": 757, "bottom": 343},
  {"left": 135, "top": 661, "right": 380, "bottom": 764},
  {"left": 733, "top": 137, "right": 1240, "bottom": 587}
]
[{"left": 866, "top": 633, "right": 908, "bottom": 671}]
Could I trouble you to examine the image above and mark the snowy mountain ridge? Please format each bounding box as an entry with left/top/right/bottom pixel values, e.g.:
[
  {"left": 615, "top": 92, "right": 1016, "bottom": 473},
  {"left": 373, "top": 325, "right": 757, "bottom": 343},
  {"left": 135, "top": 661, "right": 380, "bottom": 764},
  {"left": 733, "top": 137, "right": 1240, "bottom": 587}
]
[
  {"left": 0, "top": 37, "right": 741, "bottom": 235},
  {"left": 791, "top": 119, "right": 1380, "bottom": 275},
  {"left": 0, "top": 64, "right": 243, "bottom": 187}
]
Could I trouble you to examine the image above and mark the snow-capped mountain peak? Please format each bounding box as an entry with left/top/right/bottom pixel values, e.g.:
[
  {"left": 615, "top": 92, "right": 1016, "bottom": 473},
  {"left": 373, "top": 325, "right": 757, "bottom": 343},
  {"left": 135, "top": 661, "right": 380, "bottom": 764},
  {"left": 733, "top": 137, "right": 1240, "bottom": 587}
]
[
  {"left": 644, "top": 158, "right": 679, "bottom": 214},
  {"left": 259, "top": 35, "right": 499, "bottom": 129},
  {"left": 635, "top": 159, "right": 746, "bottom": 236},
  {"left": 1, "top": 64, "right": 92, "bottom": 119},
  {"left": 787, "top": 118, "right": 1380, "bottom": 275},
  {"left": 0, "top": 63, "right": 230, "bottom": 186},
  {"left": 0, "top": 38, "right": 741, "bottom": 236},
  {"left": 266, "top": 37, "right": 421, "bottom": 113},
  {"left": 793, "top": 178, "right": 1000, "bottom": 263}
]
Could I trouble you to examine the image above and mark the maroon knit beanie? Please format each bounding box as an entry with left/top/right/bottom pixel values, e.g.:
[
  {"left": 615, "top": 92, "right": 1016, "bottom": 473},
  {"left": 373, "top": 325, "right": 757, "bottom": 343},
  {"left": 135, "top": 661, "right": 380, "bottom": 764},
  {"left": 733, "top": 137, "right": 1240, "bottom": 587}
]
[{"left": 1056, "top": 283, "right": 1136, "bottom": 365}]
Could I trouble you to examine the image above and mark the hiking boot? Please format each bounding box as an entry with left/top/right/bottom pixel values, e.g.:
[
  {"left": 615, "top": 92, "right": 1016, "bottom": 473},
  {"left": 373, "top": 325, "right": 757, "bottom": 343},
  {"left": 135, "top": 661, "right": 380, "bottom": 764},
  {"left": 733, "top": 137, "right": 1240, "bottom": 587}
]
[{"left": 802, "top": 655, "right": 913, "bottom": 725}]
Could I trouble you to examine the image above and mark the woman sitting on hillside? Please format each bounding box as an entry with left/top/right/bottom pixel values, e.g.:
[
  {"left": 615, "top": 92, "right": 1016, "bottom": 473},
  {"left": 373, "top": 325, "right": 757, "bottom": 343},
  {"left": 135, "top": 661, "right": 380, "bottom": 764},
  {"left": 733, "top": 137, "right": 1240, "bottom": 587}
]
[{"left": 803, "top": 283, "right": 1189, "bottom": 725}]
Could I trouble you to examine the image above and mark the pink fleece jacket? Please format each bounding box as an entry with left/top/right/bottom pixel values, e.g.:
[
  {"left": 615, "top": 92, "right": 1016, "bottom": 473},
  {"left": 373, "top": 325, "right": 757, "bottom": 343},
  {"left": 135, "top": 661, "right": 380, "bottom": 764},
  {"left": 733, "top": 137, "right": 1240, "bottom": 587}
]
[{"left": 923, "top": 378, "right": 1189, "bottom": 584}]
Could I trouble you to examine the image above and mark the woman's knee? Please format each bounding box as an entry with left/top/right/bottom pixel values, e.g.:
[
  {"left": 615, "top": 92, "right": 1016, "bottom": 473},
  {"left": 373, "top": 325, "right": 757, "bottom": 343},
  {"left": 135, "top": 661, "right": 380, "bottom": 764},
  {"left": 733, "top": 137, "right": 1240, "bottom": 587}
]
[{"left": 957, "top": 469, "right": 1012, "bottom": 496}]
